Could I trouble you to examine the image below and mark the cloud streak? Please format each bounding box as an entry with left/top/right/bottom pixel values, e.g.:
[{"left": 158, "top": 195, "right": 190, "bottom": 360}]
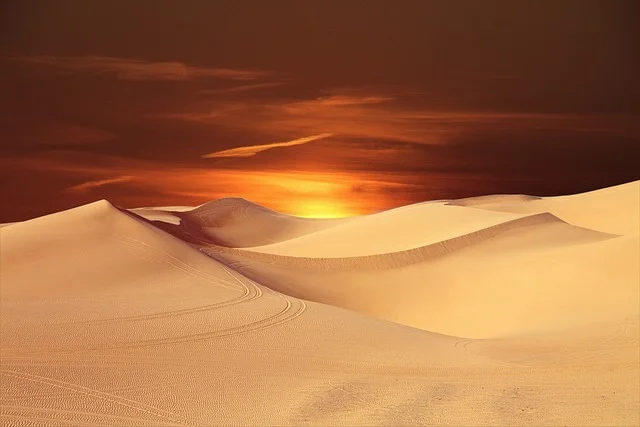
[
  {"left": 160, "top": 90, "right": 640, "bottom": 150},
  {"left": 200, "top": 82, "right": 288, "bottom": 95},
  {"left": 67, "top": 175, "right": 135, "bottom": 192},
  {"left": 202, "top": 133, "right": 334, "bottom": 158},
  {"left": 10, "top": 56, "right": 270, "bottom": 81}
]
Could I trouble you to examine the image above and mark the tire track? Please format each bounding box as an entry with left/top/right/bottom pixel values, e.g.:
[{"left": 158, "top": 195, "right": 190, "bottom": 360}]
[
  {"left": 0, "top": 412, "right": 99, "bottom": 426},
  {"left": 25, "top": 271, "right": 306, "bottom": 354},
  {"left": 0, "top": 405, "right": 179, "bottom": 427},
  {"left": 0, "top": 370, "right": 190, "bottom": 426},
  {"left": 99, "top": 297, "right": 306, "bottom": 351},
  {"left": 65, "top": 242, "right": 262, "bottom": 325},
  {"left": 71, "top": 294, "right": 306, "bottom": 352},
  {"left": 114, "top": 236, "right": 244, "bottom": 292}
]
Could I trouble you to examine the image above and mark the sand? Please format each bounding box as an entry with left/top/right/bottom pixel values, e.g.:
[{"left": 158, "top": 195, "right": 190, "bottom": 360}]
[
  {"left": 1, "top": 181, "right": 638, "bottom": 426},
  {"left": 132, "top": 198, "right": 352, "bottom": 248}
]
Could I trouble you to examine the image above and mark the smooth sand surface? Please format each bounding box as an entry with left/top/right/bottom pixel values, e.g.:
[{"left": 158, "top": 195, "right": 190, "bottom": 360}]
[
  {"left": 244, "top": 202, "right": 527, "bottom": 257},
  {"left": 1, "top": 181, "right": 638, "bottom": 426}
]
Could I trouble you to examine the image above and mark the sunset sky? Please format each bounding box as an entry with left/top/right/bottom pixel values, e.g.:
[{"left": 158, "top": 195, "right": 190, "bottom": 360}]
[{"left": 1, "top": 0, "right": 638, "bottom": 221}]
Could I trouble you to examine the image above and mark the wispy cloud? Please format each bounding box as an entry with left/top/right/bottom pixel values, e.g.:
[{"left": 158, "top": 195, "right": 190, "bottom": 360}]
[
  {"left": 67, "top": 175, "right": 135, "bottom": 192},
  {"left": 202, "top": 133, "right": 334, "bottom": 158},
  {"left": 10, "top": 56, "right": 270, "bottom": 81},
  {"left": 159, "top": 90, "right": 636, "bottom": 147},
  {"left": 200, "top": 82, "right": 287, "bottom": 95},
  {"left": 301, "top": 95, "right": 394, "bottom": 107}
]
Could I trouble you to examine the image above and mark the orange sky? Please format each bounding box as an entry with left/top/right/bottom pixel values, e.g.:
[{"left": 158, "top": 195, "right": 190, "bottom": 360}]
[{"left": 0, "top": 1, "right": 639, "bottom": 221}]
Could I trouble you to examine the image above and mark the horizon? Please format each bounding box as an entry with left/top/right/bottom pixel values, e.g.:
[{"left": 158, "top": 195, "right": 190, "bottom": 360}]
[
  {"left": 4, "top": 178, "right": 639, "bottom": 222},
  {"left": 1, "top": 0, "right": 639, "bottom": 221}
]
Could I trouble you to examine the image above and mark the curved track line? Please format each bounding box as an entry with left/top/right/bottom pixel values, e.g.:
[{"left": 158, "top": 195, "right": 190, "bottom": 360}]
[
  {"left": 0, "top": 370, "right": 190, "bottom": 426},
  {"left": 65, "top": 243, "right": 262, "bottom": 325},
  {"left": 114, "top": 236, "right": 244, "bottom": 292},
  {"left": 0, "top": 413, "right": 100, "bottom": 426},
  {"left": 77, "top": 296, "right": 306, "bottom": 352},
  {"left": 23, "top": 267, "right": 305, "bottom": 354},
  {"left": 0, "top": 405, "right": 178, "bottom": 427},
  {"left": 57, "top": 237, "right": 259, "bottom": 325},
  {"left": 111, "top": 240, "right": 241, "bottom": 292},
  {"left": 0, "top": 352, "right": 479, "bottom": 381}
]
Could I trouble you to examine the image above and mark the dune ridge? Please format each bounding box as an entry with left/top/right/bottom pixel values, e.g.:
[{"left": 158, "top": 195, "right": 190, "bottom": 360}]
[
  {"left": 448, "top": 180, "right": 640, "bottom": 235},
  {"left": 206, "top": 212, "right": 614, "bottom": 270},
  {"left": 242, "top": 202, "right": 528, "bottom": 258}
]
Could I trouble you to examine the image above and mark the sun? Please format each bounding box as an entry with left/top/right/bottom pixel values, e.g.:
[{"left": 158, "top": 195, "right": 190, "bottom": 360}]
[{"left": 289, "top": 200, "right": 358, "bottom": 218}]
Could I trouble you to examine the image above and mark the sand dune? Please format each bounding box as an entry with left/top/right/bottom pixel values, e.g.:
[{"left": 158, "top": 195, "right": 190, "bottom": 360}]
[
  {"left": 245, "top": 202, "right": 526, "bottom": 257},
  {"left": 449, "top": 180, "right": 640, "bottom": 235},
  {"left": 133, "top": 198, "right": 352, "bottom": 248},
  {"left": 1, "top": 181, "right": 639, "bottom": 425},
  {"left": 244, "top": 181, "right": 639, "bottom": 257},
  {"left": 208, "top": 213, "right": 636, "bottom": 338}
]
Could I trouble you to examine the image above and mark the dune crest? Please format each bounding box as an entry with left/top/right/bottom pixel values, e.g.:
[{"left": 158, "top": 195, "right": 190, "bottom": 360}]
[
  {"left": 208, "top": 212, "right": 613, "bottom": 268},
  {"left": 449, "top": 180, "right": 640, "bottom": 235},
  {"left": 244, "top": 202, "right": 526, "bottom": 257}
]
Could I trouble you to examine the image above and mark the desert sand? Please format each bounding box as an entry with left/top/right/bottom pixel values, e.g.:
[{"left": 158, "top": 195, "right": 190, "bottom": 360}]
[{"left": 1, "top": 181, "right": 638, "bottom": 426}]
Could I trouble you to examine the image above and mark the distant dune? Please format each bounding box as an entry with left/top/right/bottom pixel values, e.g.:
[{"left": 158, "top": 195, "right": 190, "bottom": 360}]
[
  {"left": 132, "top": 197, "right": 351, "bottom": 248},
  {"left": 1, "top": 181, "right": 638, "bottom": 426}
]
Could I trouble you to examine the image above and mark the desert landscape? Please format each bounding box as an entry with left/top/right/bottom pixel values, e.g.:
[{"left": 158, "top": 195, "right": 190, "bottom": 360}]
[
  {"left": 1, "top": 181, "right": 638, "bottom": 426},
  {"left": 2, "top": 2, "right": 639, "bottom": 425}
]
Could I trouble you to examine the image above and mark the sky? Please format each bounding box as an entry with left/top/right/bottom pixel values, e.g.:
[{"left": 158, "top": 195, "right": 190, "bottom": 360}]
[{"left": 1, "top": 0, "right": 639, "bottom": 221}]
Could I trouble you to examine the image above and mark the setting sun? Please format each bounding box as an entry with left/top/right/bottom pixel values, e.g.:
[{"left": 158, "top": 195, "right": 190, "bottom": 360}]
[{"left": 287, "top": 199, "right": 360, "bottom": 218}]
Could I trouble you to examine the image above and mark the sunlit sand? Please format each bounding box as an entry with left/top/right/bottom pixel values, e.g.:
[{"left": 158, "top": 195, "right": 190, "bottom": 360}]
[{"left": 1, "top": 181, "right": 638, "bottom": 425}]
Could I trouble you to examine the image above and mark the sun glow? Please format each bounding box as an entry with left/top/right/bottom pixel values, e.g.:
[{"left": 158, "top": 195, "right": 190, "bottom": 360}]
[{"left": 287, "top": 200, "right": 359, "bottom": 218}]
